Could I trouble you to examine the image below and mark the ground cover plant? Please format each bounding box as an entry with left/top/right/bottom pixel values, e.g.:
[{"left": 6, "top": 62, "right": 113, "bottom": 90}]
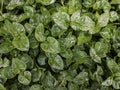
[{"left": 0, "top": 0, "right": 120, "bottom": 90}]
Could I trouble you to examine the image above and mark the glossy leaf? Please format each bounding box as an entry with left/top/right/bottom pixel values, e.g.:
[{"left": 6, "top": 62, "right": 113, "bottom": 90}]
[
  {"left": 12, "top": 35, "right": 29, "bottom": 51},
  {"left": 19, "top": 53, "right": 34, "bottom": 69},
  {"left": 41, "top": 37, "right": 61, "bottom": 53},
  {"left": 51, "top": 24, "right": 66, "bottom": 37},
  {"left": 97, "top": 12, "right": 109, "bottom": 27},
  {"left": 71, "top": 11, "right": 95, "bottom": 31},
  {"left": 35, "top": 23, "right": 46, "bottom": 42},
  {"left": 52, "top": 12, "right": 70, "bottom": 30},
  {"left": 48, "top": 54, "right": 64, "bottom": 70}
]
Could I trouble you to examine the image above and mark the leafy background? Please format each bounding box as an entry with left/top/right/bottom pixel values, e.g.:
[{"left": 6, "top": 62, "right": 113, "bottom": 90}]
[{"left": 0, "top": 0, "right": 120, "bottom": 90}]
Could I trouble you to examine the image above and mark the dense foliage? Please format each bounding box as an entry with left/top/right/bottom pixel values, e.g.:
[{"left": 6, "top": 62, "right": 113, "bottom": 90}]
[{"left": 0, "top": 0, "right": 120, "bottom": 90}]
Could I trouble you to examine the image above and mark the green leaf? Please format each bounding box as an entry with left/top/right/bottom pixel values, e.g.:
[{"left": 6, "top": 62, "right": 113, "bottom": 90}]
[
  {"left": 97, "top": 12, "right": 109, "bottom": 27},
  {"left": 68, "top": 82, "right": 79, "bottom": 90},
  {"left": 92, "top": 65, "right": 104, "bottom": 83},
  {"left": 90, "top": 48, "right": 101, "bottom": 63},
  {"left": 77, "top": 32, "right": 92, "bottom": 45},
  {"left": 2, "top": 66, "right": 16, "bottom": 79},
  {"left": 12, "top": 58, "right": 26, "bottom": 74},
  {"left": 37, "top": 54, "right": 47, "bottom": 66},
  {"left": 18, "top": 71, "right": 31, "bottom": 85},
  {"left": 39, "top": 7, "right": 51, "bottom": 25},
  {"left": 90, "top": 40, "right": 110, "bottom": 63},
  {"left": 12, "top": 22, "right": 29, "bottom": 51},
  {"left": 29, "top": 84, "right": 43, "bottom": 90},
  {"left": 23, "top": 6, "right": 34, "bottom": 17},
  {"left": 68, "top": 0, "right": 82, "bottom": 14},
  {"left": 0, "top": 84, "right": 6, "bottom": 90},
  {"left": 31, "top": 68, "right": 42, "bottom": 82},
  {"left": 71, "top": 11, "right": 95, "bottom": 31},
  {"left": 100, "top": 26, "right": 112, "bottom": 39},
  {"left": 29, "top": 33, "right": 39, "bottom": 49},
  {"left": 12, "top": 22, "right": 26, "bottom": 36},
  {"left": 65, "top": 32, "right": 76, "bottom": 48},
  {"left": 51, "top": 24, "right": 66, "bottom": 37},
  {"left": 112, "top": 81, "right": 120, "bottom": 89},
  {"left": 73, "top": 50, "right": 89, "bottom": 65},
  {"left": 107, "top": 59, "right": 120, "bottom": 74},
  {"left": 73, "top": 71, "right": 88, "bottom": 85},
  {"left": 79, "top": 15, "right": 95, "bottom": 31},
  {"left": 35, "top": 23, "right": 46, "bottom": 42},
  {"left": 70, "top": 11, "right": 81, "bottom": 30},
  {"left": 60, "top": 49, "right": 73, "bottom": 66},
  {"left": 48, "top": 54, "right": 64, "bottom": 70},
  {"left": 19, "top": 53, "right": 34, "bottom": 69},
  {"left": 12, "top": 35, "right": 29, "bottom": 51},
  {"left": 93, "top": 0, "right": 111, "bottom": 12},
  {"left": 58, "top": 6, "right": 68, "bottom": 13},
  {"left": 102, "top": 77, "right": 113, "bottom": 86},
  {"left": 110, "top": 11, "right": 119, "bottom": 22},
  {"left": 83, "top": 0, "right": 95, "bottom": 8},
  {"left": 6, "top": 0, "right": 25, "bottom": 10},
  {"left": 41, "top": 37, "right": 61, "bottom": 53},
  {"left": 0, "top": 58, "right": 10, "bottom": 68},
  {"left": 111, "top": 0, "right": 120, "bottom": 4},
  {"left": 0, "top": 41, "right": 14, "bottom": 53},
  {"left": 52, "top": 12, "right": 70, "bottom": 30},
  {"left": 42, "top": 71, "right": 58, "bottom": 87},
  {"left": 36, "top": 0, "right": 56, "bottom": 5}
]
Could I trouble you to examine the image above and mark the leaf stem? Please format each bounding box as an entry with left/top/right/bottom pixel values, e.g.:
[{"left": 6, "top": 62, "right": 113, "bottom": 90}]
[{"left": 61, "top": 0, "right": 64, "bottom": 6}]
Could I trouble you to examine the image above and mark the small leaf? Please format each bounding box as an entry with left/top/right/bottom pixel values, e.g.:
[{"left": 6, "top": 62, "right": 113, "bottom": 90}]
[
  {"left": 68, "top": 0, "right": 82, "bottom": 14},
  {"left": 107, "top": 59, "right": 120, "bottom": 74},
  {"left": 18, "top": 71, "right": 31, "bottom": 85},
  {"left": 12, "top": 35, "right": 29, "bottom": 51},
  {"left": 31, "top": 68, "right": 42, "bottom": 82},
  {"left": 19, "top": 53, "right": 34, "bottom": 69},
  {"left": 77, "top": 32, "right": 92, "bottom": 45},
  {"left": 0, "top": 41, "right": 14, "bottom": 53},
  {"left": 12, "top": 58, "right": 26, "bottom": 74},
  {"left": 90, "top": 48, "right": 101, "bottom": 63},
  {"left": 97, "top": 12, "right": 109, "bottom": 27},
  {"left": 35, "top": 23, "right": 46, "bottom": 42},
  {"left": 23, "top": 6, "right": 34, "bottom": 17},
  {"left": 48, "top": 54, "right": 64, "bottom": 70},
  {"left": 73, "top": 71, "right": 88, "bottom": 85},
  {"left": 112, "top": 81, "right": 120, "bottom": 89},
  {"left": 51, "top": 24, "right": 66, "bottom": 37},
  {"left": 102, "top": 77, "right": 113, "bottom": 86},
  {"left": 110, "top": 11, "right": 119, "bottom": 22}
]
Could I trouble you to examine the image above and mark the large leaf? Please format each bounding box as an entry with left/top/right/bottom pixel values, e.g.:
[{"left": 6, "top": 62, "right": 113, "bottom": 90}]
[
  {"left": 71, "top": 11, "right": 95, "bottom": 31},
  {"left": 52, "top": 12, "right": 70, "bottom": 30}
]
